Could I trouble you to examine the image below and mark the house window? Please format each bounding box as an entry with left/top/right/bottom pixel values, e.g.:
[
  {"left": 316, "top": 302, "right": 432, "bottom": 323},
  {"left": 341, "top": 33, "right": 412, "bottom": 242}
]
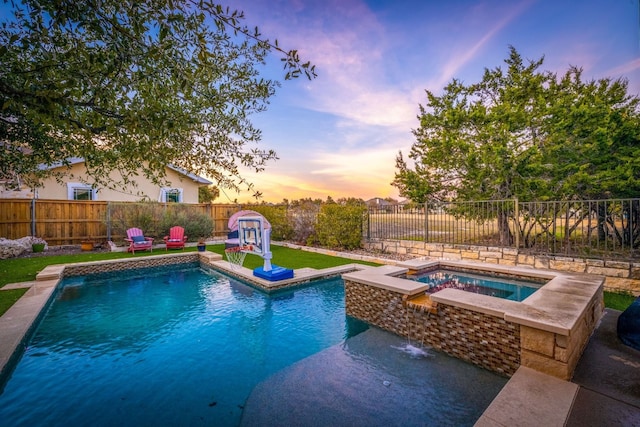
[
  {"left": 73, "top": 188, "right": 93, "bottom": 200},
  {"left": 67, "top": 183, "right": 97, "bottom": 200},
  {"left": 160, "top": 187, "right": 183, "bottom": 203},
  {"left": 165, "top": 189, "right": 180, "bottom": 203}
]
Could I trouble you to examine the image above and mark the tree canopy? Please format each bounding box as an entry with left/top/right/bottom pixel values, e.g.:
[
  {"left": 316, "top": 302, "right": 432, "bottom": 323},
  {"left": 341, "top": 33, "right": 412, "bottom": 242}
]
[
  {"left": 393, "top": 46, "right": 640, "bottom": 203},
  {"left": 0, "top": 0, "right": 316, "bottom": 196},
  {"left": 198, "top": 184, "right": 219, "bottom": 203}
]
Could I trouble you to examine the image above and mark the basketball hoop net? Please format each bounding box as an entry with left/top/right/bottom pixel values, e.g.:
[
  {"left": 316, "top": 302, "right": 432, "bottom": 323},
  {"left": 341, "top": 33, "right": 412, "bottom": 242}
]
[{"left": 224, "top": 246, "right": 248, "bottom": 270}]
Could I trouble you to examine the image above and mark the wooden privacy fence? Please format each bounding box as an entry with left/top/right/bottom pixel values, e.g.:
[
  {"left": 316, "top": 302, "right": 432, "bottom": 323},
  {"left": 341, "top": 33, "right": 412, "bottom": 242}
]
[{"left": 0, "top": 199, "right": 241, "bottom": 246}]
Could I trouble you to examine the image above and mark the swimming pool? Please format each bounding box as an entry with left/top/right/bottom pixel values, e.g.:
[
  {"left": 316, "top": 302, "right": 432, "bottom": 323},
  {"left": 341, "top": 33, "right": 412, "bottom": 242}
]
[
  {"left": 409, "top": 269, "right": 541, "bottom": 301},
  {"left": 0, "top": 264, "right": 368, "bottom": 426},
  {"left": 0, "top": 262, "right": 507, "bottom": 426}
]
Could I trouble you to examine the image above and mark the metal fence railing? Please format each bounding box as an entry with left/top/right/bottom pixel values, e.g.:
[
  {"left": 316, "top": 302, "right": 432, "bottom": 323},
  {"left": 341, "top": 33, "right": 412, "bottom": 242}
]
[{"left": 365, "top": 198, "right": 640, "bottom": 261}]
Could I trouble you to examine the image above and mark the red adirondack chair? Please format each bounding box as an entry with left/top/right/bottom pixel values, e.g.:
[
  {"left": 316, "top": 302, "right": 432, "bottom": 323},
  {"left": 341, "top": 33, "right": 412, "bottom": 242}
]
[
  {"left": 125, "top": 227, "right": 154, "bottom": 253},
  {"left": 164, "top": 226, "right": 187, "bottom": 251}
]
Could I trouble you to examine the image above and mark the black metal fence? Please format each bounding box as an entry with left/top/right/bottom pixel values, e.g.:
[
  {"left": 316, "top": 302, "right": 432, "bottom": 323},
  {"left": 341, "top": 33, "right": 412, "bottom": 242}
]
[{"left": 365, "top": 199, "right": 640, "bottom": 260}]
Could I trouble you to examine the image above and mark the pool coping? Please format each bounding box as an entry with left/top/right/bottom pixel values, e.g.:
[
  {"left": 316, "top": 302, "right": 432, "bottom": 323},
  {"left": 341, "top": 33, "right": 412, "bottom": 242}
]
[
  {"left": 475, "top": 365, "right": 579, "bottom": 427},
  {"left": 201, "top": 252, "right": 369, "bottom": 292},
  {"left": 0, "top": 277, "right": 59, "bottom": 381}
]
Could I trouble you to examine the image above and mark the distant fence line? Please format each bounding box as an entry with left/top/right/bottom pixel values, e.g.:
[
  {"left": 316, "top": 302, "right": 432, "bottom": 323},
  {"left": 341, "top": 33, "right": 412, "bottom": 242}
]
[
  {"left": 1, "top": 198, "right": 638, "bottom": 260},
  {"left": 365, "top": 198, "right": 640, "bottom": 261},
  {"left": 0, "top": 199, "right": 241, "bottom": 246}
]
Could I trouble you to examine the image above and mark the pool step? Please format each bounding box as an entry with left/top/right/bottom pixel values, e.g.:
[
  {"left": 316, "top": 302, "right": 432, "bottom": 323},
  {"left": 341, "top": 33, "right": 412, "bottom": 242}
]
[{"left": 36, "top": 265, "right": 65, "bottom": 281}]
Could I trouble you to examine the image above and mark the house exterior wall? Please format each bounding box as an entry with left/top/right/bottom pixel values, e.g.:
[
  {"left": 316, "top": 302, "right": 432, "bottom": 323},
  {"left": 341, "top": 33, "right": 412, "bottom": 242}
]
[
  {"left": 0, "top": 187, "right": 34, "bottom": 199},
  {"left": 35, "top": 163, "right": 203, "bottom": 203}
]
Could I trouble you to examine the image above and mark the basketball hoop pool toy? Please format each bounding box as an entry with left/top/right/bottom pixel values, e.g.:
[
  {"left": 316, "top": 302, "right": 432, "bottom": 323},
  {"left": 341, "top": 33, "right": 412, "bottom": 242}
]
[
  {"left": 224, "top": 245, "right": 250, "bottom": 270},
  {"left": 233, "top": 213, "right": 294, "bottom": 281}
]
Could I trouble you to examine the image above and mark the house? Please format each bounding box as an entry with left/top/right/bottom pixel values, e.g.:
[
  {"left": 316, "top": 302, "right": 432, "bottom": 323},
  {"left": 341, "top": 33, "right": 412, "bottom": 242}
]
[
  {"left": 397, "top": 199, "right": 415, "bottom": 213},
  {"left": 0, "top": 175, "right": 33, "bottom": 199},
  {"left": 0, "top": 142, "right": 36, "bottom": 198},
  {"left": 1, "top": 157, "right": 212, "bottom": 203},
  {"left": 365, "top": 197, "right": 395, "bottom": 213}
]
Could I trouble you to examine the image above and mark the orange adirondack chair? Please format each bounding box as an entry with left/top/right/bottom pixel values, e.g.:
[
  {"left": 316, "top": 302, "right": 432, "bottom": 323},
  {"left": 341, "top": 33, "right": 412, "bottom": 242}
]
[
  {"left": 164, "top": 226, "right": 187, "bottom": 251},
  {"left": 125, "top": 227, "right": 154, "bottom": 253}
]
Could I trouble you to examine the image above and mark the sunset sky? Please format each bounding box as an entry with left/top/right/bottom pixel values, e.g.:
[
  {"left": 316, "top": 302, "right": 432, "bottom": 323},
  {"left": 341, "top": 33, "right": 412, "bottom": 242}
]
[{"left": 223, "top": 0, "right": 640, "bottom": 204}]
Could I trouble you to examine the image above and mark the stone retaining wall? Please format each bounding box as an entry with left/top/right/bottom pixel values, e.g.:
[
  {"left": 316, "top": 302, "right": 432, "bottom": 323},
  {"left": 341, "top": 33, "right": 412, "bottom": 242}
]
[
  {"left": 364, "top": 240, "right": 640, "bottom": 295},
  {"left": 345, "top": 280, "right": 521, "bottom": 376}
]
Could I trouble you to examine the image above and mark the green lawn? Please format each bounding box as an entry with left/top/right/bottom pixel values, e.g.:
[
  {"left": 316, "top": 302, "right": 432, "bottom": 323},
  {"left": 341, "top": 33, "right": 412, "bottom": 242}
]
[
  {"left": 604, "top": 291, "right": 637, "bottom": 311},
  {"left": 0, "top": 245, "right": 636, "bottom": 317},
  {"left": 0, "top": 287, "right": 29, "bottom": 316}
]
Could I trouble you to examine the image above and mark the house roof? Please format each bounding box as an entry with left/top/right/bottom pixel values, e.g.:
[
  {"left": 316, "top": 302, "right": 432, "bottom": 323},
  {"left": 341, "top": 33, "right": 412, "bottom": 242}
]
[
  {"left": 365, "top": 197, "right": 392, "bottom": 206},
  {"left": 166, "top": 165, "right": 212, "bottom": 185},
  {"left": 39, "top": 157, "right": 213, "bottom": 185}
]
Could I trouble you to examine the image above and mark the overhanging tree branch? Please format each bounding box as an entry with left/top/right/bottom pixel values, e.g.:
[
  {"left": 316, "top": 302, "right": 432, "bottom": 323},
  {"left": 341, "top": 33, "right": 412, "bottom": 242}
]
[{"left": 1, "top": 0, "right": 317, "bottom": 195}]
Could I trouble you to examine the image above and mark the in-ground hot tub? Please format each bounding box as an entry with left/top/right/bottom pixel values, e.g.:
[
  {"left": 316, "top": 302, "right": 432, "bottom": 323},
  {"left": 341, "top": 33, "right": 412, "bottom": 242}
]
[
  {"left": 405, "top": 267, "right": 546, "bottom": 302},
  {"left": 342, "top": 259, "right": 604, "bottom": 379}
]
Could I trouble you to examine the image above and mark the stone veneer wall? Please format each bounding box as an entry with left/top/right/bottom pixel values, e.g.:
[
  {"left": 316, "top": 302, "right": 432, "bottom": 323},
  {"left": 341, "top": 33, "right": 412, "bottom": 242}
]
[
  {"left": 432, "top": 304, "right": 520, "bottom": 376},
  {"left": 520, "top": 289, "right": 603, "bottom": 379},
  {"left": 62, "top": 253, "right": 200, "bottom": 276},
  {"left": 344, "top": 280, "right": 521, "bottom": 376},
  {"left": 364, "top": 240, "right": 640, "bottom": 295},
  {"left": 344, "top": 281, "right": 407, "bottom": 336}
]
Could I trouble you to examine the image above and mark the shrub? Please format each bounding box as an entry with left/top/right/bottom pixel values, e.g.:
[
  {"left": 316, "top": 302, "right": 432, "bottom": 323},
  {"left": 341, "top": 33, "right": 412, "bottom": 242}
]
[
  {"left": 110, "top": 202, "right": 163, "bottom": 240},
  {"left": 315, "top": 204, "right": 366, "bottom": 249},
  {"left": 158, "top": 207, "right": 214, "bottom": 242},
  {"left": 248, "top": 205, "right": 293, "bottom": 241},
  {"left": 288, "top": 201, "right": 320, "bottom": 244},
  {"left": 109, "top": 202, "right": 213, "bottom": 243}
]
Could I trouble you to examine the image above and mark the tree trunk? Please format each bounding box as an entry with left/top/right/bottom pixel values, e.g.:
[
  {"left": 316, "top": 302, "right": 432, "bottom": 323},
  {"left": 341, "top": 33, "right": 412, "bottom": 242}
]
[
  {"left": 596, "top": 203, "right": 607, "bottom": 241},
  {"left": 498, "top": 209, "right": 513, "bottom": 246}
]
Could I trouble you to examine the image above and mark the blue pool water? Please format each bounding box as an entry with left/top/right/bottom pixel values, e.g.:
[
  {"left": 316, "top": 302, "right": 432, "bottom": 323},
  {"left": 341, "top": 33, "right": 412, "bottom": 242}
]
[
  {"left": 411, "top": 269, "right": 541, "bottom": 301},
  {"left": 0, "top": 264, "right": 366, "bottom": 426}
]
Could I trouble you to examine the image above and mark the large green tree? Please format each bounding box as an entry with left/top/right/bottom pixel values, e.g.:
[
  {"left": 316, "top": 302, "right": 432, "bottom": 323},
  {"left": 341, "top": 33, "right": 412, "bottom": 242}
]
[
  {"left": 0, "top": 0, "right": 315, "bottom": 196},
  {"left": 393, "top": 46, "right": 640, "bottom": 203}
]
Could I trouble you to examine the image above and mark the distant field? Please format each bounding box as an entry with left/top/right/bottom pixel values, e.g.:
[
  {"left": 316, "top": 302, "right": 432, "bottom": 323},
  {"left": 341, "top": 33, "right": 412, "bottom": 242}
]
[
  {"left": 366, "top": 212, "right": 501, "bottom": 243},
  {"left": 365, "top": 209, "right": 636, "bottom": 259}
]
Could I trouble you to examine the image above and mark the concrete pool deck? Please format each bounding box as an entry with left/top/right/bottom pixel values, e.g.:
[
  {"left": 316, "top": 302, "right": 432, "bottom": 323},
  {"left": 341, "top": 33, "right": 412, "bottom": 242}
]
[
  {"left": 1, "top": 252, "right": 639, "bottom": 425},
  {"left": 477, "top": 309, "right": 640, "bottom": 426}
]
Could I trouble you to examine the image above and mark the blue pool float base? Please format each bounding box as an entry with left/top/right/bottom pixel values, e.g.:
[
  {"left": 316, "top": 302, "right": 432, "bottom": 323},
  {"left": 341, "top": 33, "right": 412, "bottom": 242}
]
[{"left": 254, "top": 265, "right": 294, "bottom": 281}]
